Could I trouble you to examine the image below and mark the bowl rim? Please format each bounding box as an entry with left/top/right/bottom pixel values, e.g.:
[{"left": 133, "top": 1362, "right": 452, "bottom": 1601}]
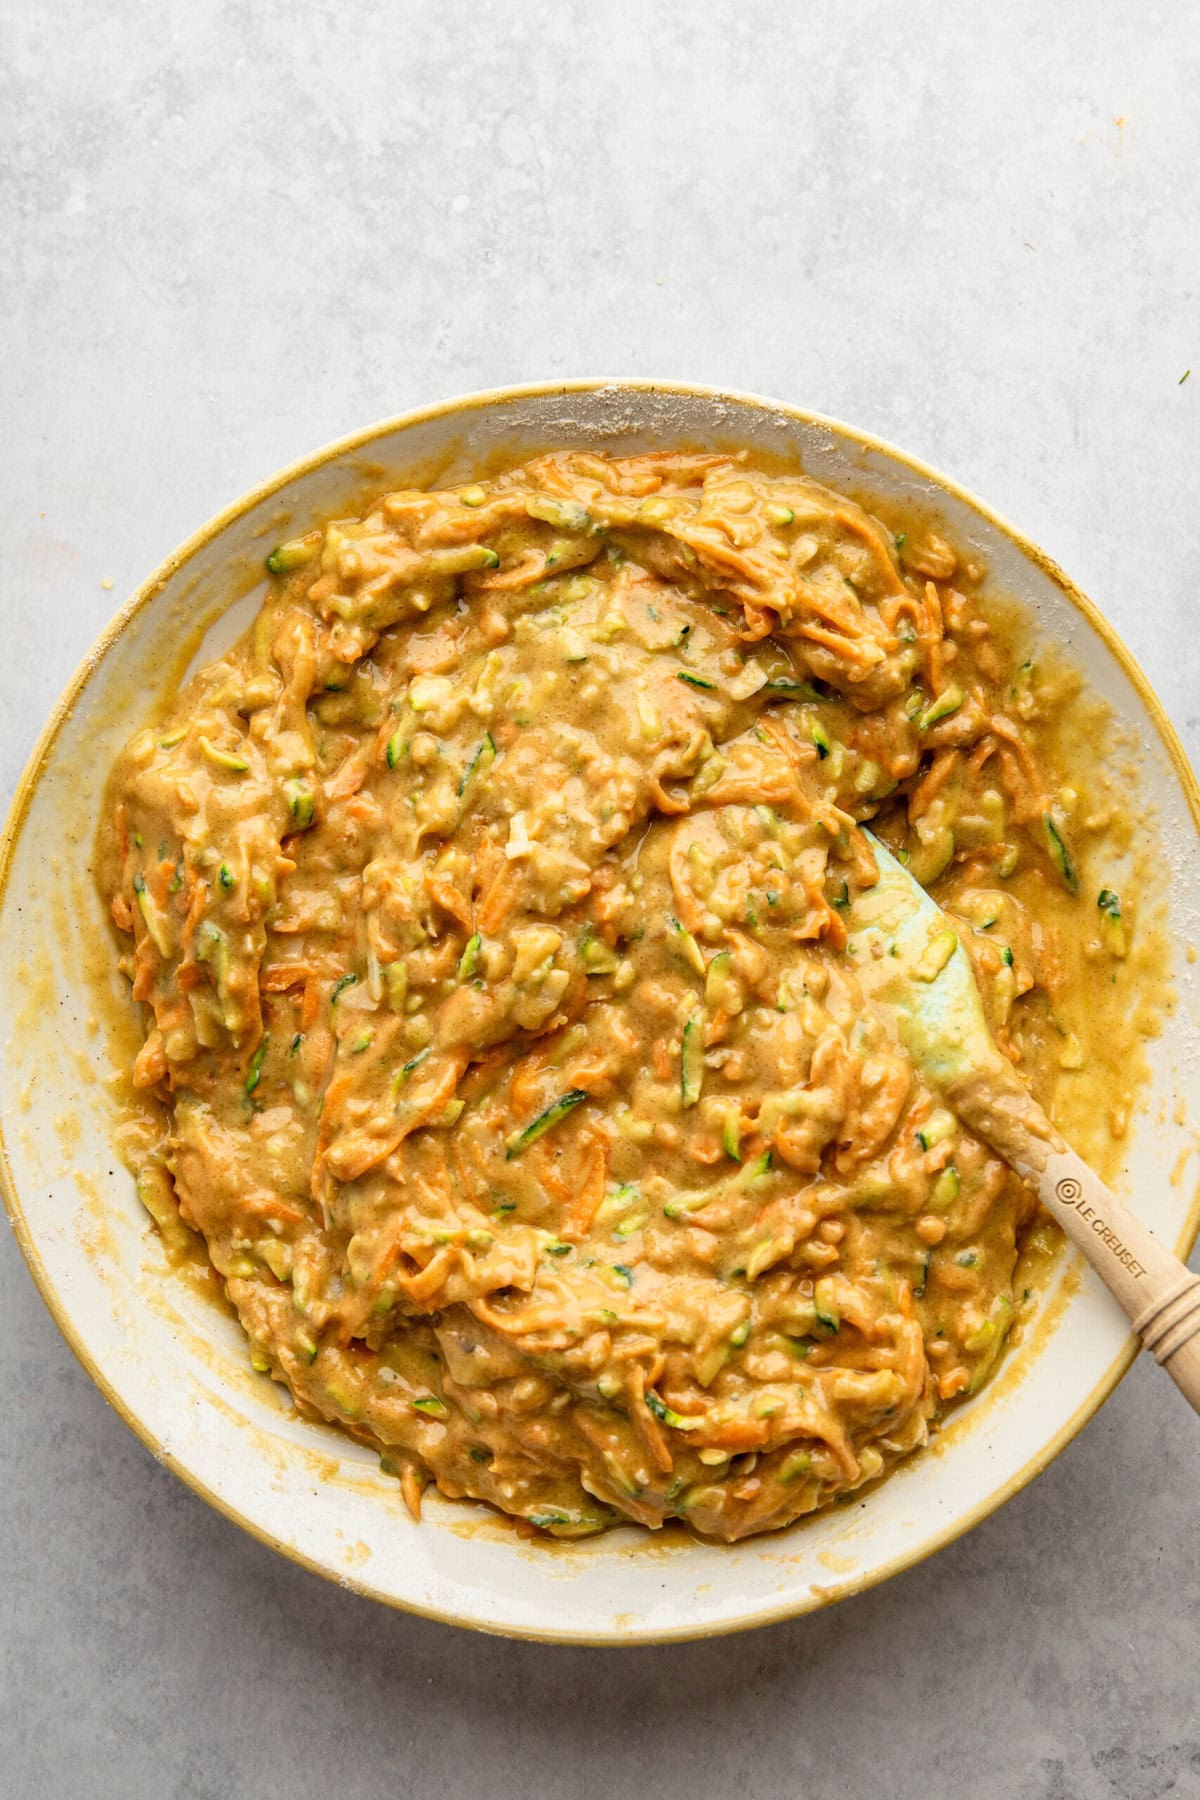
[{"left": 4, "top": 375, "right": 1199, "bottom": 1643}]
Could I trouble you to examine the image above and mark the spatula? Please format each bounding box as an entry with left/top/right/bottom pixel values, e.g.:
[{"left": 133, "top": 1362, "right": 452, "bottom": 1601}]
[{"left": 844, "top": 831, "right": 1200, "bottom": 1411}]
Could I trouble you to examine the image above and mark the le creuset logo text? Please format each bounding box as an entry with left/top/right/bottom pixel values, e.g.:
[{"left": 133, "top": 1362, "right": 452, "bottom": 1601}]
[{"left": 1055, "top": 1177, "right": 1146, "bottom": 1278}]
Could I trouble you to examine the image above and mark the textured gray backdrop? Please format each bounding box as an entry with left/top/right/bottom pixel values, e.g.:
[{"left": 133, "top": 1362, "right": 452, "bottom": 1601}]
[{"left": 3, "top": 4, "right": 1198, "bottom": 1797}]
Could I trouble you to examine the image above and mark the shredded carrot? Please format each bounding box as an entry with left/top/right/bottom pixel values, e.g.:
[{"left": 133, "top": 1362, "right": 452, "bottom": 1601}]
[
  {"left": 968, "top": 734, "right": 997, "bottom": 773},
  {"left": 370, "top": 1216, "right": 410, "bottom": 1288},
  {"left": 372, "top": 716, "right": 396, "bottom": 768},
  {"left": 132, "top": 1033, "right": 167, "bottom": 1087},
  {"left": 909, "top": 748, "right": 959, "bottom": 819},
  {"left": 648, "top": 777, "right": 691, "bottom": 815},
  {"left": 819, "top": 897, "right": 848, "bottom": 950},
  {"left": 130, "top": 937, "right": 157, "bottom": 1002},
  {"left": 468, "top": 1294, "right": 572, "bottom": 1337},
  {"left": 536, "top": 1144, "right": 571, "bottom": 1204},
  {"left": 260, "top": 962, "right": 314, "bottom": 992},
  {"left": 788, "top": 616, "right": 876, "bottom": 665},
  {"left": 702, "top": 769, "right": 796, "bottom": 808},
  {"left": 832, "top": 507, "right": 906, "bottom": 595},
  {"left": 704, "top": 1008, "right": 731, "bottom": 1049},
  {"left": 426, "top": 872, "right": 473, "bottom": 930},
  {"left": 565, "top": 1062, "right": 614, "bottom": 1096},
  {"left": 394, "top": 1247, "right": 456, "bottom": 1306},
  {"left": 627, "top": 1367, "right": 674, "bottom": 1473},
  {"left": 382, "top": 1054, "right": 469, "bottom": 1154},
  {"left": 990, "top": 714, "right": 1048, "bottom": 811},
  {"left": 149, "top": 857, "right": 175, "bottom": 908},
  {"left": 922, "top": 581, "right": 946, "bottom": 691},
  {"left": 755, "top": 714, "right": 817, "bottom": 806},
  {"left": 704, "top": 1416, "right": 770, "bottom": 1452},
  {"left": 686, "top": 1134, "right": 723, "bottom": 1165},
  {"left": 675, "top": 528, "right": 764, "bottom": 587},
  {"left": 327, "top": 752, "right": 368, "bottom": 802},
  {"left": 562, "top": 1131, "right": 608, "bottom": 1240},
  {"left": 791, "top": 573, "right": 872, "bottom": 640},
  {"left": 449, "top": 1140, "right": 488, "bottom": 1210},
  {"left": 739, "top": 603, "right": 774, "bottom": 642},
  {"left": 510, "top": 1041, "right": 555, "bottom": 1115},
  {"left": 242, "top": 1194, "right": 307, "bottom": 1226},
  {"left": 773, "top": 1122, "right": 822, "bottom": 1173},
  {"left": 477, "top": 861, "right": 518, "bottom": 933},
  {"left": 399, "top": 1465, "right": 425, "bottom": 1521},
  {"left": 178, "top": 875, "right": 208, "bottom": 957},
  {"left": 880, "top": 590, "right": 925, "bottom": 634},
  {"left": 300, "top": 975, "right": 322, "bottom": 1030},
  {"left": 468, "top": 551, "right": 545, "bottom": 592}
]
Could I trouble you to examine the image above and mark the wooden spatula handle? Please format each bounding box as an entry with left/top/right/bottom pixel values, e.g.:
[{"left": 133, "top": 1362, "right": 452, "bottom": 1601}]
[{"left": 1038, "top": 1146, "right": 1200, "bottom": 1413}]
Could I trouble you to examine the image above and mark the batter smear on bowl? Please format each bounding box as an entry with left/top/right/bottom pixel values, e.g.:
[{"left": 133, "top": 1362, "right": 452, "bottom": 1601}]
[{"left": 101, "top": 451, "right": 1139, "bottom": 1539}]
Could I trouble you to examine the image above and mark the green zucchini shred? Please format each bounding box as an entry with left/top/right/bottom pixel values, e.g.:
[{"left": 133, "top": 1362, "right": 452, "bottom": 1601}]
[
  {"left": 457, "top": 933, "right": 482, "bottom": 981},
  {"left": 760, "top": 677, "right": 823, "bottom": 703},
  {"left": 667, "top": 916, "right": 706, "bottom": 976},
  {"left": 392, "top": 1045, "right": 433, "bottom": 1094},
  {"left": 458, "top": 732, "right": 497, "bottom": 797},
  {"left": 1097, "top": 886, "right": 1128, "bottom": 955},
  {"left": 680, "top": 1016, "right": 704, "bottom": 1108},
  {"left": 244, "top": 1036, "right": 269, "bottom": 1095},
  {"left": 284, "top": 778, "right": 315, "bottom": 829},
  {"left": 506, "top": 1088, "right": 588, "bottom": 1159},
  {"left": 918, "top": 684, "right": 964, "bottom": 729},
  {"left": 1043, "top": 813, "right": 1079, "bottom": 893},
  {"left": 645, "top": 1390, "right": 702, "bottom": 1430},
  {"left": 266, "top": 532, "right": 321, "bottom": 575}
]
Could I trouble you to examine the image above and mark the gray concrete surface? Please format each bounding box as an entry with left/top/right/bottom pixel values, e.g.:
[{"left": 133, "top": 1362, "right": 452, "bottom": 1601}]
[{"left": 3, "top": 3, "right": 1199, "bottom": 1795}]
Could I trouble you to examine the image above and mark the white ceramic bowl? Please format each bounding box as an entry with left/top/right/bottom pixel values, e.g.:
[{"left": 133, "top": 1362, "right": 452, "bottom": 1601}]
[{"left": 4, "top": 380, "right": 1199, "bottom": 1643}]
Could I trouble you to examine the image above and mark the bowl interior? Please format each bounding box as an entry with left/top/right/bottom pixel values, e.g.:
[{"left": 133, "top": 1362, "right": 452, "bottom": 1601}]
[{"left": 3, "top": 381, "right": 1199, "bottom": 1642}]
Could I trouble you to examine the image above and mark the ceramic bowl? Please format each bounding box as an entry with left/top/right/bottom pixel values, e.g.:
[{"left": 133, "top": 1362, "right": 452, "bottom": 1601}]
[{"left": 3, "top": 380, "right": 1198, "bottom": 1642}]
